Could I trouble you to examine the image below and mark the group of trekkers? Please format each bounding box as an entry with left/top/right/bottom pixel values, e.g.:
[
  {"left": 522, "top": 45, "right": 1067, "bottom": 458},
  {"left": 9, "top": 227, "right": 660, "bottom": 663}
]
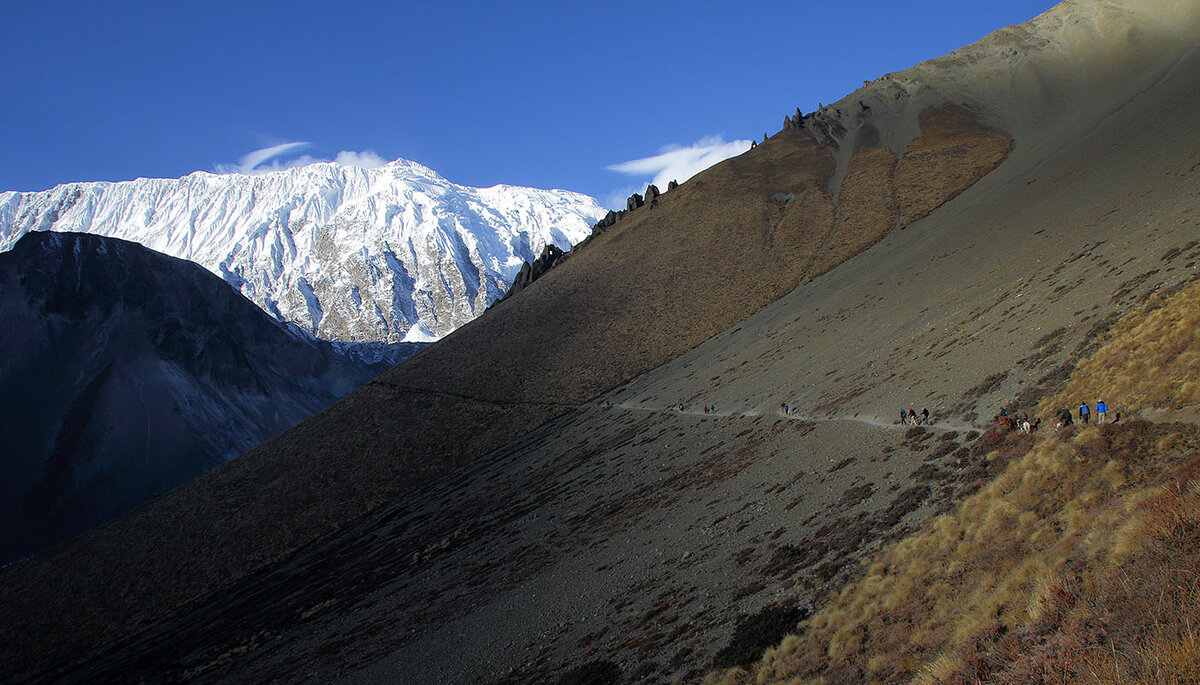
[
  {"left": 1074, "top": 399, "right": 1111, "bottom": 425},
  {"left": 900, "top": 407, "right": 931, "bottom": 426},
  {"left": 995, "top": 408, "right": 1039, "bottom": 433},
  {"left": 996, "top": 399, "right": 1113, "bottom": 434}
]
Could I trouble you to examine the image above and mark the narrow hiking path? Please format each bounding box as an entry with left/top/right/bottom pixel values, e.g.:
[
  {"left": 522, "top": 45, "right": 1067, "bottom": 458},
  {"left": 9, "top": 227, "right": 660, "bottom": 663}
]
[
  {"left": 384, "top": 380, "right": 986, "bottom": 434},
  {"left": 600, "top": 399, "right": 982, "bottom": 434}
]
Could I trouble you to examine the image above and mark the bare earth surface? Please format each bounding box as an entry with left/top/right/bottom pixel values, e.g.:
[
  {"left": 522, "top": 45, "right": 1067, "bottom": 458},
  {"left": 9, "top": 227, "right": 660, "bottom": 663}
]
[{"left": 4, "top": 0, "right": 1200, "bottom": 682}]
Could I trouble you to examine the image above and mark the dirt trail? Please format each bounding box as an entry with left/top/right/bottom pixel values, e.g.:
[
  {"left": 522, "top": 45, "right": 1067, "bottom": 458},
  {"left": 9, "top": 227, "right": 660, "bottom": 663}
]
[{"left": 608, "top": 400, "right": 981, "bottom": 434}]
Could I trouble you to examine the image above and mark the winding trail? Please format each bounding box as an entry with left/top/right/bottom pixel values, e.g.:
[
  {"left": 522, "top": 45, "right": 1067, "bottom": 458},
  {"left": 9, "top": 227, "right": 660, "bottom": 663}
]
[
  {"left": 384, "top": 381, "right": 986, "bottom": 434},
  {"left": 599, "top": 399, "right": 982, "bottom": 434}
]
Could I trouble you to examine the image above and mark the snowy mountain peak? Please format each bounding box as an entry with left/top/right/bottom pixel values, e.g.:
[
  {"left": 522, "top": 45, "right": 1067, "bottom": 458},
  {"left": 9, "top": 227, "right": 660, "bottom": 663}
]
[{"left": 0, "top": 158, "right": 607, "bottom": 343}]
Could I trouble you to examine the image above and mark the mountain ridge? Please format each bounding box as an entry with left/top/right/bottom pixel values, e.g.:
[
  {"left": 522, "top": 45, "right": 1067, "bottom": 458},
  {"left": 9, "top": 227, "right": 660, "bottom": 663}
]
[
  {"left": 0, "top": 158, "right": 606, "bottom": 344},
  {"left": 0, "top": 231, "right": 387, "bottom": 563}
]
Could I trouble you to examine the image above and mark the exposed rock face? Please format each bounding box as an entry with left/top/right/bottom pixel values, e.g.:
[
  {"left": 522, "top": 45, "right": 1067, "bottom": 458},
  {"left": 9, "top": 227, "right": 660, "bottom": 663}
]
[
  {"left": 566, "top": 209, "right": 624, "bottom": 256},
  {"left": 596, "top": 210, "right": 619, "bottom": 229},
  {"left": 644, "top": 184, "right": 660, "bottom": 207},
  {"left": 626, "top": 192, "right": 644, "bottom": 211},
  {"left": 0, "top": 232, "right": 390, "bottom": 563},
  {"left": 501, "top": 243, "right": 568, "bottom": 300},
  {"left": 667, "top": 179, "right": 679, "bottom": 192},
  {"left": 0, "top": 159, "right": 606, "bottom": 344}
]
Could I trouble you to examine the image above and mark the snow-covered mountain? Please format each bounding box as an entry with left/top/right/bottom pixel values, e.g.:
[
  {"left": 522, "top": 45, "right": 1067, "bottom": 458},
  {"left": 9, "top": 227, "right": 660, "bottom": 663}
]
[{"left": 0, "top": 159, "right": 606, "bottom": 343}]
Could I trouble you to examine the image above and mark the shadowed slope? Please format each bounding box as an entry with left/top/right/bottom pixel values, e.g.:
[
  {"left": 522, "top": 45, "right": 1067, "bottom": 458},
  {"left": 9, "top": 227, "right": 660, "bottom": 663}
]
[
  {"left": 20, "top": 0, "right": 1200, "bottom": 678},
  {"left": 0, "top": 103, "right": 1011, "bottom": 682},
  {"left": 0, "top": 232, "right": 379, "bottom": 564}
]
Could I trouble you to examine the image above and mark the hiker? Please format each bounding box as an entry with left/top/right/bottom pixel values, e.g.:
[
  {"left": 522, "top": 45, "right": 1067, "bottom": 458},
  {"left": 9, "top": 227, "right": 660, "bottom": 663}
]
[
  {"left": 1079, "top": 402, "right": 1090, "bottom": 425},
  {"left": 1096, "top": 399, "right": 1108, "bottom": 425},
  {"left": 781, "top": 402, "right": 790, "bottom": 415},
  {"left": 704, "top": 406, "right": 709, "bottom": 414},
  {"left": 921, "top": 407, "right": 930, "bottom": 425},
  {"left": 900, "top": 409, "right": 907, "bottom": 425},
  {"left": 1054, "top": 408, "right": 1073, "bottom": 430},
  {"left": 907, "top": 408, "right": 917, "bottom": 425}
]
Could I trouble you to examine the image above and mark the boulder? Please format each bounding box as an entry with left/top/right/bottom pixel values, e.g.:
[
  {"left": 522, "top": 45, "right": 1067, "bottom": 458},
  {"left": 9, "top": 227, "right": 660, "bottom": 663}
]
[{"left": 645, "top": 184, "right": 660, "bottom": 205}]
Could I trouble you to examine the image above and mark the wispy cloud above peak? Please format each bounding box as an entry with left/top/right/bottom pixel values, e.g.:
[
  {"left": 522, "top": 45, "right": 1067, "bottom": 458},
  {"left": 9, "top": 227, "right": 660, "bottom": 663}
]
[
  {"left": 604, "top": 135, "right": 753, "bottom": 207},
  {"left": 215, "top": 143, "right": 389, "bottom": 175},
  {"left": 333, "top": 149, "right": 387, "bottom": 168},
  {"left": 241, "top": 142, "right": 312, "bottom": 172}
]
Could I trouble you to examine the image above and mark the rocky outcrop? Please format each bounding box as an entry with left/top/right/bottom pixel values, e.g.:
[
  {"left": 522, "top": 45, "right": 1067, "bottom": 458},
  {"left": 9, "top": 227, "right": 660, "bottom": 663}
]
[
  {"left": 644, "top": 184, "right": 660, "bottom": 208},
  {"left": 626, "top": 192, "right": 644, "bottom": 211},
  {"left": 501, "top": 243, "right": 569, "bottom": 301},
  {"left": 667, "top": 179, "right": 679, "bottom": 192}
]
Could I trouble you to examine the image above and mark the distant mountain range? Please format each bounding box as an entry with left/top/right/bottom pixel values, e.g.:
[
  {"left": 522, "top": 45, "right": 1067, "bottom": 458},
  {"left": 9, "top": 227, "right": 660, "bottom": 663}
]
[
  {"left": 0, "top": 159, "right": 606, "bottom": 343},
  {"left": 0, "top": 231, "right": 387, "bottom": 563}
]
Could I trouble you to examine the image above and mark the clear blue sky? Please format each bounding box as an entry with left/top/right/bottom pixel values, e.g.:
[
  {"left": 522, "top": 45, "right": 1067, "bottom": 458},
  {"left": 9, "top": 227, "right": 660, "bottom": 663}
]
[{"left": 2, "top": 1, "right": 1058, "bottom": 206}]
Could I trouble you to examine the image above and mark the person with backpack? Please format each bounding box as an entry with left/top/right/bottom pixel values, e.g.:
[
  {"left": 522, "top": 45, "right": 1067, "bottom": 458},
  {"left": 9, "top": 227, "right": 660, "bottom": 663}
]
[
  {"left": 1096, "top": 399, "right": 1108, "bottom": 424},
  {"left": 1079, "top": 402, "right": 1090, "bottom": 425}
]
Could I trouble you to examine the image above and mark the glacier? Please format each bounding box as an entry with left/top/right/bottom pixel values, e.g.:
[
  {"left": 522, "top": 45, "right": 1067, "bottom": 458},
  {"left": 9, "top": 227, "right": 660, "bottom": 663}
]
[{"left": 0, "top": 159, "right": 606, "bottom": 343}]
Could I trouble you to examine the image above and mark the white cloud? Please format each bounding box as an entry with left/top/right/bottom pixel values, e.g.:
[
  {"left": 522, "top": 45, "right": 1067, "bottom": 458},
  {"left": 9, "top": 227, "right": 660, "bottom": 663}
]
[
  {"left": 333, "top": 149, "right": 387, "bottom": 168},
  {"left": 213, "top": 142, "right": 313, "bottom": 174},
  {"left": 604, "top": 135, "right": 753, "bottom": 207},
  {"left": 215, "top": 144, "right": 390, "bottom": 175}
]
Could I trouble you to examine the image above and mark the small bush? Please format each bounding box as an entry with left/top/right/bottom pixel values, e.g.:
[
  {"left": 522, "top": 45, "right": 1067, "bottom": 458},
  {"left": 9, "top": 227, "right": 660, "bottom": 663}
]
[{"left": 712, "top": 604, "right": 808, "bottom": 669}]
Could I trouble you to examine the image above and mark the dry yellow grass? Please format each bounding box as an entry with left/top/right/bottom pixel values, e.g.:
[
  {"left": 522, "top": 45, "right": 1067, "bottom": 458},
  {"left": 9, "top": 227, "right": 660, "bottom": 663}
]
[
  {"left": 1044, "top": 279, "right": 1200, "bottom": 418},
  {"left": 708, "top": 277, "right": 1200, "bottom": 684},
  {"left": 895, "top": 105, "right": 1014, "bottom": 226},
  {"left": 808, "top": 146, "right": 897, "bottom": 278}
]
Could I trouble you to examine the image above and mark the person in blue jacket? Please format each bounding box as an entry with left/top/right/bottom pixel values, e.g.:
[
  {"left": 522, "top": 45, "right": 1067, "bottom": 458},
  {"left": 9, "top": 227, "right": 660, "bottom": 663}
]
[
  {"left": 1096, "top": 399, "right": 1108, "bottom": 424},
  {"left": 1079, "top": 402, "right": 1090, "bottom": 425}
]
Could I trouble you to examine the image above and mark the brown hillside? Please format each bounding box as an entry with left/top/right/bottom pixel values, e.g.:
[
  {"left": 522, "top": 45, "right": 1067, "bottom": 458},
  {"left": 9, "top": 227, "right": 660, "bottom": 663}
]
[
  {"left": 6, "top": 0, "right": 1200, "bottom": 681},
  {"left": 0, "top": 90, "right": 1010, "bottom": 681}
]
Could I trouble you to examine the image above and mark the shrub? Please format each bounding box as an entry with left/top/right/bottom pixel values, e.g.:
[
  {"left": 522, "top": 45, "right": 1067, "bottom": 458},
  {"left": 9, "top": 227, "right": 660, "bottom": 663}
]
[{"left": 711, "top": 604, "right": 809, "bottom": 669}]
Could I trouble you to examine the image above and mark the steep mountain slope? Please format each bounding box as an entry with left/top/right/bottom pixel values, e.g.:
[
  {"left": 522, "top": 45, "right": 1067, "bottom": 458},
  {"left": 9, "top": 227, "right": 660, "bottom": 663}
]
[
  {"left": 0, "top": 106, "right": 1016, "bottom": 681},
  {"left": 3, "top": 0, "right": 1200, "bottom": 681},
  {"left": 713, "top": 279, "right": 1200, "bottom": 685},
  {"left": 0, "top": 159, "right": 605, "bottom": 342},
  {"left": 0, "top": 232, "right": 383, "bottom": 563}
]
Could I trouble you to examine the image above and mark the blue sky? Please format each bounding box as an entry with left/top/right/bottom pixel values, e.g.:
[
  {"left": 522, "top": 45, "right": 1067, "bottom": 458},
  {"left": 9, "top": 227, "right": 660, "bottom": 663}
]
[{"left": 1, "top": 1, "right": 1058, "bottom": 207}]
